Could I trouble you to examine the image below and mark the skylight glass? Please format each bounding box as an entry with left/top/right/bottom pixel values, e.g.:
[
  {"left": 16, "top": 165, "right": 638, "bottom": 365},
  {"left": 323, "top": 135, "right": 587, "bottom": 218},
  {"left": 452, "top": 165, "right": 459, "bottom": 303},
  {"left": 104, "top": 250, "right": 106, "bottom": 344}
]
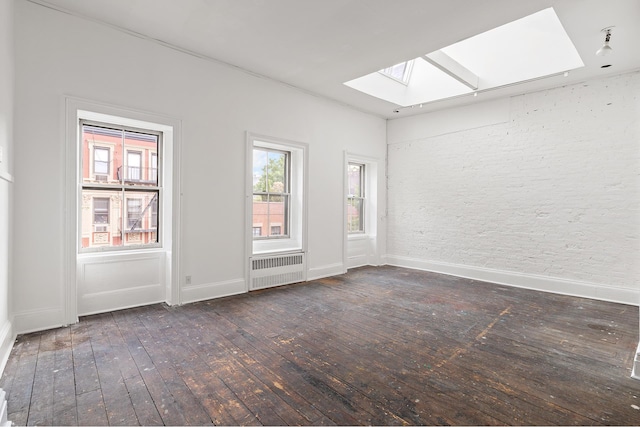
[
  {"left": 344, "top": 7, "right": 584, "bottom": 108},
  {"left": 379, "top": 61, "right": 413, "bottom": 84}
]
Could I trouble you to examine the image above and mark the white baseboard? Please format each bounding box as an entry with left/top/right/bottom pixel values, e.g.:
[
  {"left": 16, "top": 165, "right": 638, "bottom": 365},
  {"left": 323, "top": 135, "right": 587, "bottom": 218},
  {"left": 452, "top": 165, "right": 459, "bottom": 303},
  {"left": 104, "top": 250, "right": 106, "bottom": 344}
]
[
  {"left": 307, "top": 263, "right": 346, "bottom": 281},
  {"left": 347, "top": 255, "right": 369, "bottom": 269},
  {"left": 181, "top": 278, "right": 245, "bottom": 305},
  {"left": 632, "top": 342, "right": 640, "bottom": 381},
  {"left": 0, "top": 320, "right": 15, "bottom": 376},
  {"left": 13, "top": 307, "right": 65, "bottom": 335},
  {"left": 385, "top": 255, "right": 639, "bottom": 306}
]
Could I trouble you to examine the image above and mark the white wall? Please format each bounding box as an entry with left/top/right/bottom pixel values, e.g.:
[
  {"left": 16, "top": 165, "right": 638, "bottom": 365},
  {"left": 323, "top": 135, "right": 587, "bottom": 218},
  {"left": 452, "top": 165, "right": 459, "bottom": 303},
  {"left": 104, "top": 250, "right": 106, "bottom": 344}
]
[
  {"left": 0, "top": 0, "right": 15, "bottom": 371},
  {"left": 387, "top": 71, "right": 640, "bottom": 305},
  {"left": 12, "top": 0, "right": 386, "bottom": 333}
]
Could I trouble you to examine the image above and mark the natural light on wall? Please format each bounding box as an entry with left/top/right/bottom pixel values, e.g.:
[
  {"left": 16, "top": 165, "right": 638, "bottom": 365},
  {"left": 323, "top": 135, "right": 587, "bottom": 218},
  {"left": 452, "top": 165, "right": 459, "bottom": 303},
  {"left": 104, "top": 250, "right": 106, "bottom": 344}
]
[{"left": 344, "top": 7, "right": 584, "bottom": 107}]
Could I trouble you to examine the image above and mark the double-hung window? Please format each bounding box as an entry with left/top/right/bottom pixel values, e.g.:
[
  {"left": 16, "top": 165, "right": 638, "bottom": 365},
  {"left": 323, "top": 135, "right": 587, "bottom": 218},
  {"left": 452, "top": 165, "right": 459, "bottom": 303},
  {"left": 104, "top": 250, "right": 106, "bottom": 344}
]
[
  {"left": 347, "top": 162, "right": 365, "bottom": 233},
  {"left": 252, "top": 147, "right": 290, "bottom": 239},
  {"left": 249, "top": 134, "right": 306, "bottom": 255},
  {"left": 80, "top": 121, "right": 161, "bottom": 250}
]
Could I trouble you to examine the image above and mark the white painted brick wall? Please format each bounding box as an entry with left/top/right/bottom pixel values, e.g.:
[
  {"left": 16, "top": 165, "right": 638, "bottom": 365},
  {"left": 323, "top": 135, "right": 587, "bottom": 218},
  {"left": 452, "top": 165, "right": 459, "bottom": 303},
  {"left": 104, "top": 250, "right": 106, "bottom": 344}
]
[{"left": 387, "top": 71, "right": 640, "bottom": 293}]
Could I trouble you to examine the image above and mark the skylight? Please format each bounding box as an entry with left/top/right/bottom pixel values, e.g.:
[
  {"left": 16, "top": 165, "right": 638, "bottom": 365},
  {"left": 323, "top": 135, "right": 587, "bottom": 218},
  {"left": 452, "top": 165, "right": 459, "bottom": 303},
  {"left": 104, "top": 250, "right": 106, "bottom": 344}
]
[
  {"left": 345, "top": 7, "right": 584, "bottom": 108},
  {"left": 379, "top": 61, "right": 413, "bottom": 84}
]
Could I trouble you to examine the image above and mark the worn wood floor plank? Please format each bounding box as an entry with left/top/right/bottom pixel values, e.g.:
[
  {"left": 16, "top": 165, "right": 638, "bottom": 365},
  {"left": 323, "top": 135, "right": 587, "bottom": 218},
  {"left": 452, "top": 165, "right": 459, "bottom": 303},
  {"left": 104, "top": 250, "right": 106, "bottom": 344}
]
[
  {"left": 163, "top": 304, "right": 306, "bottom": 425},
  {"left": 52, "top": 327, "right": 77, "bottom": 426},
  {"left": 1, "top": 266, "right": 639, "bottom": 425},
  {"left": 26, "top": 330, "right": 56, "bottom": 426},
  {"left": 111, "top": 310, "right": 190, "bottom": 426}
]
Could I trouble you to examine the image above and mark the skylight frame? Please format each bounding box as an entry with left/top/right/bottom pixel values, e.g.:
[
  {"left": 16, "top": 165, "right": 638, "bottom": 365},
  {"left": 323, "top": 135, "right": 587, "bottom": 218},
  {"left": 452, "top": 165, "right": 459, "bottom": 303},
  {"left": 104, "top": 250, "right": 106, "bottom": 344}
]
[{"left": 378, "top": 60, "right": 414, "bottom": 85}]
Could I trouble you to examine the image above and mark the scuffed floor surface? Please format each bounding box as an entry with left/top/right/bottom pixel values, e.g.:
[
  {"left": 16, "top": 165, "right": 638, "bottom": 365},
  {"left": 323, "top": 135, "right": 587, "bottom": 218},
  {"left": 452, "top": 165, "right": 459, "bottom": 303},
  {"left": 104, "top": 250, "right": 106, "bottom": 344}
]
[{"left": 1, "top": 266, "right": 639, "bottom": 425}]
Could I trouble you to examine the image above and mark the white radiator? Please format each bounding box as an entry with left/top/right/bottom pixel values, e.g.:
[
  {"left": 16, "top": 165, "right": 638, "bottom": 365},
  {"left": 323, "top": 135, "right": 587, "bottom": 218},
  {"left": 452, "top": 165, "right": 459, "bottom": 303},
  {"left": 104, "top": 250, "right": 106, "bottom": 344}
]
[{"left": 250, "top": 253, "right": 306, "bottom": 290}]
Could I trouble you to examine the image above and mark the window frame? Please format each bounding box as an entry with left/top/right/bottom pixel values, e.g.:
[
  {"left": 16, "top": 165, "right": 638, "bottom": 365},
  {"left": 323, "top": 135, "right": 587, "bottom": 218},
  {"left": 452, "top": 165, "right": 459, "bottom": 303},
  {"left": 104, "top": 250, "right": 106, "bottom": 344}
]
[
  {"left": 79, "top": 119, "right": 163, "bottom": 253},
  {"left": 347, "top": 162, "right": 366, "bottom": 234}
]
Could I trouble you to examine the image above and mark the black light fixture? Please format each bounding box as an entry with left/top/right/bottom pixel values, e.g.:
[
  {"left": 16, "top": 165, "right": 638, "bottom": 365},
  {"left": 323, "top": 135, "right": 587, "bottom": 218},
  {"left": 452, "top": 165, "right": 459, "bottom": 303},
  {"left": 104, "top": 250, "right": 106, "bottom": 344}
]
[{"left": 596, "top": 27, "right": 614, "bottom": 56}]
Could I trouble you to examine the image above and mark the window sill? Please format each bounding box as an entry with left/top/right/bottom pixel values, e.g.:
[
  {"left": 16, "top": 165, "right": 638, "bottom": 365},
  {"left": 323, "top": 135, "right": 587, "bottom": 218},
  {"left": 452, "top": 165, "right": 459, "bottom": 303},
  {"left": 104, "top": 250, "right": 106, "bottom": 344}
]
[
  {"left": 78, "top": 246, "right": 166, "bottom": 259},
  {"left": 348, "top": 233, "right": 371, "bottom": 241},
  {"left": 253, "top": 248, "right": 304, "bottom": 257}
]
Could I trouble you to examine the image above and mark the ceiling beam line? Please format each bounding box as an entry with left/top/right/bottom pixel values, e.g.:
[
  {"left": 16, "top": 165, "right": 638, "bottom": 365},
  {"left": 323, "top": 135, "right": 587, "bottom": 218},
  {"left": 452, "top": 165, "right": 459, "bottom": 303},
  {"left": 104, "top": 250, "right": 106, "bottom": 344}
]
[{"left": 424, "top": 50, "right": 479, "bottom": 90}]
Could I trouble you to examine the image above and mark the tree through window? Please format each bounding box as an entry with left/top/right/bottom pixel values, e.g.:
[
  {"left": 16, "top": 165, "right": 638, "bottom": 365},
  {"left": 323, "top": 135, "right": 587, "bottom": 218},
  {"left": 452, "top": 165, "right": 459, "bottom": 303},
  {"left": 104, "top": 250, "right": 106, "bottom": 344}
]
[{"left": 252, "top": 147, "right": 290, "bottom": 239}]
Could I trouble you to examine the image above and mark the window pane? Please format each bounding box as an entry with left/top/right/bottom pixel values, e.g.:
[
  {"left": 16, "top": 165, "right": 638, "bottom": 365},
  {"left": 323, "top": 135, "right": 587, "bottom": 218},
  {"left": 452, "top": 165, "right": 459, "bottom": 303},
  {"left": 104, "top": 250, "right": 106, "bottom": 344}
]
[
  {"left": 125, "top": 192, "right": 159, "bottom": 246},
  {"left": 80, "top": 121, "right": 162, "bottom": 252},
  {"left": 348, "top": 163, "right": 363, "bottom": 197},
  {"left": 267, "top": 194, "right": 287, "bottom": 237},
  {"left": 252, "top": 147, "right": 290, "bottom": 240},
  {"left": 252, "top": 195, "right": 268, "bottom": 237},
  {"left": 82, "top": 125, "right": 121, "bottom": 184},
  {"left": 347, "top": 198, "right": 364, "bottom": 233},
  {"left": 380, "top": 61, "right": 412, "bottom": 83},
  {"left": 267, "top": 151, "right": 286, "bottom": 193},
  {"left": 124, "top": 130, "right": 158, "bottom": 186},
  {"left": 253, "top": 149, "right": 268, "bottom": 192},
  {"left": 81, "top": 189, "right": 122, "bottom": 249}
]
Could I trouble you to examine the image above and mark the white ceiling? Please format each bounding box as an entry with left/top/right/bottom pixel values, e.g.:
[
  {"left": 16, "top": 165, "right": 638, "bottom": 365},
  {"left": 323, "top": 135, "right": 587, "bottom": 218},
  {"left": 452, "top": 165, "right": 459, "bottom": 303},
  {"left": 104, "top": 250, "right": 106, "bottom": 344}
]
[{"left": 29, "top": 0, "right": 640, "bottom": 119}]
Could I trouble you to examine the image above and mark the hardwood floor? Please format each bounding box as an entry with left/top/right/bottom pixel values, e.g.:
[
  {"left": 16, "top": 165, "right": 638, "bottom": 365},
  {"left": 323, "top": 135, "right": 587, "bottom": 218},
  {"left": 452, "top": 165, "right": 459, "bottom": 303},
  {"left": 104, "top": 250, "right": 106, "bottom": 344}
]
[{"left": 1, "top": 266, "right": 639, "bottom": 425}]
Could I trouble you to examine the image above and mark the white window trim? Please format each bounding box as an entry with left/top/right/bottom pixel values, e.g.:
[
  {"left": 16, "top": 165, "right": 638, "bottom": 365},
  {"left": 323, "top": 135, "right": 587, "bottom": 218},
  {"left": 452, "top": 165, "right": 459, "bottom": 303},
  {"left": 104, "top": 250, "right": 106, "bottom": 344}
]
[
  {"left": 65, "top": 96, "right": 182, "bottom": 326},
  {"left": 246, "top": 133, "right": 308, "bottom": 257}
]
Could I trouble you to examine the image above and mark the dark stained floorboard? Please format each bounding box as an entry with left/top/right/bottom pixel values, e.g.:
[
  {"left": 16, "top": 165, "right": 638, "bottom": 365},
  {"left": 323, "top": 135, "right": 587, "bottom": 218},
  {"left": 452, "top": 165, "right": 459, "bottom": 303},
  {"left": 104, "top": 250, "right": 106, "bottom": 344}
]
[{"left": 1, "top": 266, "right": 639, "bottom": 425}]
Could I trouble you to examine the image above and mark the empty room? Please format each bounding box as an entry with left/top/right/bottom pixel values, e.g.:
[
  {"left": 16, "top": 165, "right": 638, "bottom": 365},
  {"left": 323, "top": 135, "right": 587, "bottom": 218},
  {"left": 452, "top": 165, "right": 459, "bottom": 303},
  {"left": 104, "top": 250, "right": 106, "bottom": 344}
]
[{"left": 0, "top": 0, "right": 639, "bottom": 425}]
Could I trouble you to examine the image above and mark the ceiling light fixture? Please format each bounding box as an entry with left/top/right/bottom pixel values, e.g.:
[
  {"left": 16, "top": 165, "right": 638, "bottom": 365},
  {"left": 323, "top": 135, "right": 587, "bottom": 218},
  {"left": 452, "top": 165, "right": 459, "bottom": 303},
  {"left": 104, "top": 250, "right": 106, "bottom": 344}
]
[{"left": 596, "top": 27, "right": 614, "bottom": 56}]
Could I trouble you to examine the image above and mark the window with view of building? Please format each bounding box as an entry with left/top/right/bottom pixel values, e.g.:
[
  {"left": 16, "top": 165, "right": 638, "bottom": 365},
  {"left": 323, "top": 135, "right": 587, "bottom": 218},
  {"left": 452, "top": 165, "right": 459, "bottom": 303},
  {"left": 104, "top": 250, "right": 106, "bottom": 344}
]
[
  {"left": 80, "top": 121, "right": 161, "bottom": 250},
  {"left": 252, "top": 147, "right": 290, "bottom": 239},
  {"left": 249, "top": 134, "right": 306, "bottom": 255},
  {"left": 347, "top": 162, "right": 365, "bottom": 233}
]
